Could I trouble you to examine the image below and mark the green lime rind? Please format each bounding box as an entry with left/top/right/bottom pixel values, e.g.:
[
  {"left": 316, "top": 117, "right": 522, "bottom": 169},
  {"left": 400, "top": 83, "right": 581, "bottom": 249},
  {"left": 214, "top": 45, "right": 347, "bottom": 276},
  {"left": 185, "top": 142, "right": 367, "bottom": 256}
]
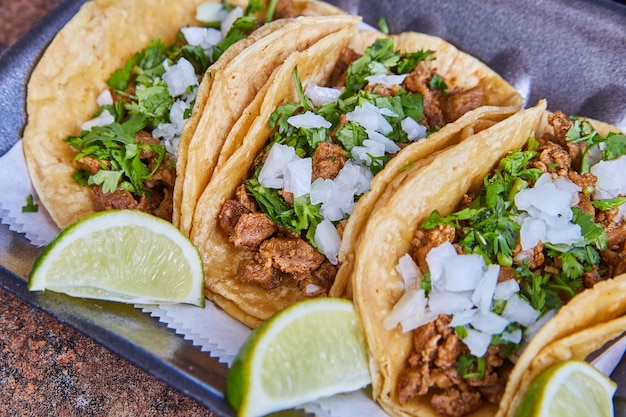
[
  {"left": 28, "top": 209, "right": 205, "bottom": 307},
  {"left": 226, "top": 298, "right": 371, "bottom": 417},
  {"left": 515, "top": 360, "right": 616, "bottom": 417}
]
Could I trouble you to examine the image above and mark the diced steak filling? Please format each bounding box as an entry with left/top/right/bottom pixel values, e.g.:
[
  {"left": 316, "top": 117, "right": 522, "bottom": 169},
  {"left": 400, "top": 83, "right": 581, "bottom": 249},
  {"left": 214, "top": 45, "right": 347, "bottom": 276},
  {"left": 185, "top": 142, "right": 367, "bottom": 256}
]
[
  {"left": 397, "top": 111, "right": 626, "bottom": 416},
  {"left": 88, "top": 131, "right": 176, "bottom": 221},
  {"left": 219, "top": 185, "right": 336, "bottom": 294}
]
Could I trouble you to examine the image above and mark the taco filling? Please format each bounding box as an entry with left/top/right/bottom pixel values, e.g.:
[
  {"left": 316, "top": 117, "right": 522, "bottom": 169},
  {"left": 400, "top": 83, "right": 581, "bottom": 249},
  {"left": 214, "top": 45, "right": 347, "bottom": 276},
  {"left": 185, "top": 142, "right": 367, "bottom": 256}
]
[
  {"left": 385, "top": 111, "right": 626, "bottom": 417},
  {"left": 62, "top": 1, "right": 285, "bottom": 222},
  {"left": 217, "top": 37, "right": 489, "bottom": 296}
]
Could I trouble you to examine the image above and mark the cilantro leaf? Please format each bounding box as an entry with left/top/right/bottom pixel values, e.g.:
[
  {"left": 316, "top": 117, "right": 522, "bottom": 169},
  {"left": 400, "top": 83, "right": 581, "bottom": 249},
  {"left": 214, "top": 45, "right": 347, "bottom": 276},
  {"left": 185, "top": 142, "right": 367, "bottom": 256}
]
[{"left": 22, "top": 195, "right": 39, "bottom": 213}]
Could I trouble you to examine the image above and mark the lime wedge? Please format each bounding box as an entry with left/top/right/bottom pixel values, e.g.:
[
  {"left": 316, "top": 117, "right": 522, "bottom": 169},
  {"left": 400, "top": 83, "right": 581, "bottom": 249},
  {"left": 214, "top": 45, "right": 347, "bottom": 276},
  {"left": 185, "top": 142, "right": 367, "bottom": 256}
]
[
  {"left": 514, "top": 360, "right": 616, "bottom": 417},
  {"left": 226, "top": 298, "right": 371, "bottom": 417},
  {"left": 28, "top": 210, "right": 204, "bottom": 306}
]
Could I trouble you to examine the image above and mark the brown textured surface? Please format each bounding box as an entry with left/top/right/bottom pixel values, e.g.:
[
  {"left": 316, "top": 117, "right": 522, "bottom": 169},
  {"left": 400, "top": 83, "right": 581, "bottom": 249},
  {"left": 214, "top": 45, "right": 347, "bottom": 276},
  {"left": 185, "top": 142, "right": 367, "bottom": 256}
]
[{"left": 0, "top": 1, "right": 214, "bottom": 416}]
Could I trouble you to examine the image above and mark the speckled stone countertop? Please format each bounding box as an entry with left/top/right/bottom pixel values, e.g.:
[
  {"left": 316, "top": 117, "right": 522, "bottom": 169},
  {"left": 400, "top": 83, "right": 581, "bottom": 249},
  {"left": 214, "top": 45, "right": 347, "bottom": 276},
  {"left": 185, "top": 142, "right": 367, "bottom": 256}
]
[{"left": 0, "top": 2, "right": 215, "bottom": 416}]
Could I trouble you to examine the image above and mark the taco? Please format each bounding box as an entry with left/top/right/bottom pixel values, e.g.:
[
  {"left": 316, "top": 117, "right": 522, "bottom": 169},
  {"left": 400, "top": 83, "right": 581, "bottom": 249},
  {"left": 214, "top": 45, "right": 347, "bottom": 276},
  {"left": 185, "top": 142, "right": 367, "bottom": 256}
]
[
  {"left": 188, "top": 28, "right": 523, "bottom": 327},
  {"left": 22, "top": 0, "right": 345, "bottom": 229},
  {"left": 174, "top": 12, "right": 362, "bottom": 236},
  {"left": 350, "top": 99, "right": 626, "bottom": 417}
]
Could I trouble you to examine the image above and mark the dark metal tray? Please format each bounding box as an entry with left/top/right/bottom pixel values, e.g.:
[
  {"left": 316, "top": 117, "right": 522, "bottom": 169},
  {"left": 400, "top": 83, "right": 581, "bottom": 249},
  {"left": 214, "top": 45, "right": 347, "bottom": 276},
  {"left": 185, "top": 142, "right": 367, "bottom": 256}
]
[{"left": 1, "top": 0, "right": 625, "bottom": 415}]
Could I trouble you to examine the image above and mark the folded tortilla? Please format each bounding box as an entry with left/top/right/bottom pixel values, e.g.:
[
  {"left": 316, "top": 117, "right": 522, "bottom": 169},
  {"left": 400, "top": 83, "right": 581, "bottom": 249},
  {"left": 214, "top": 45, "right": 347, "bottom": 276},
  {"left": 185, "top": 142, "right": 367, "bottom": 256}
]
[
  {"left": 22, "top": 0, "right": 344, "bottom": 229},
  {"left": 351, "top": 100, "right": 626, "bottom": 416},
  {"left": 189, "top": 28, "right": 524, "bottom": 327},
  {"left": 175, "top": 13, "right": 363, "bottom": 237},
  {"left": 23, "top": 0, "right": 227, "bottom": 228}
]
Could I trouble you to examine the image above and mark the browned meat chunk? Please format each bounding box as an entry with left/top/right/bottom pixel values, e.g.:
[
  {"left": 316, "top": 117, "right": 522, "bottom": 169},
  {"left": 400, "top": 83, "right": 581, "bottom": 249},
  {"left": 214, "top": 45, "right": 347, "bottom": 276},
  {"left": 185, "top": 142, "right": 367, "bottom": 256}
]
[
  {"left": 235, "top": 184, "right": 257, "bottom": 212},
  {"left": 144, "top": 158, "right": 176, "bottom": 189},
  {"left": 539, "top": 141, "right": 571, "bottom": 176},
  {"left": 259, "top": 237, "right": 325, "bottom": 274},
  {"left": 431, "top": 388, "right": 482, "bottom": 417},
  {"left": 230, "top": 213, "right": 277, "bottom": 250},
  {"left": 298, "top": 260, "right": 338, "bottom": 297},
  {"left": 412, "top": 224, "right": 457, "bottom": 272},
  {"left": 404, "top": 61, "right": 445, "bottom": 129},
  {"left": 513, "top": 241, "right": 545, "bottom": 269},
  {"left": 92, "top": 186, "right": 154, "bottom": 213},
  {"left": 238, "top": 257, "right": 281, "bottom": 290},
  {"left": 76, "top": 155, "right": 107, "bottom": 174},
  {"left": 442, "top": 86, "right": 484, "bottom": 123},
  {"left": 312, "top": 141, "right": 348, "bottom": 181},
  {"left": 330, "top": 47, "right": 361, "bottom": 88},
  {"left": 273, "top": 0, "right": 296, "bottom": 18},
  {"left": 548, "top": 110, "right": 573, "bottom": 146},
  {"left": 219, "top": 200, "right": 251, "bottom": 235}
]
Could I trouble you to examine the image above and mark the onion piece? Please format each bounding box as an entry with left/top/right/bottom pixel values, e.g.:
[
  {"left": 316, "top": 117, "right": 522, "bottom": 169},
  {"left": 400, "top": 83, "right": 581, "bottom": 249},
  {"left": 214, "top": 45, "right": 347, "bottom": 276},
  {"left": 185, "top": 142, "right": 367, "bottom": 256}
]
[
  {"left": 365, "top": 73, "right": 409, "bottom": 87},
  {"left": 502, "top": 294, "right": 540, "bottom": 327},
  {"left": 258, "top": 144, "right": 299, "bottom": 189},
  {"left": 81, "top": 109, "right": 114, "bottom": 131},
  {"left": 305, "top": 83, "right": 342, "bottom": 106},
  {"left": 163, "top": 58, "right": 198, "bottom": 97},
  {"left": 284, "top": 158, "right": 312, "bottom": 198},
  {"left": 396, "top": 253, "right": 421, "bottom": 291},
  {"left": 314, "top": 219, "right": 341, "bottom": 265},
  {"left": 288, "top": 111, "right": 331, "bottom": 129},
  {"left": 444, "top": 253, "right": 485, "bottom": 292},
  {"left": 463, "top": 328, "right": 492, "bottom": 357}
]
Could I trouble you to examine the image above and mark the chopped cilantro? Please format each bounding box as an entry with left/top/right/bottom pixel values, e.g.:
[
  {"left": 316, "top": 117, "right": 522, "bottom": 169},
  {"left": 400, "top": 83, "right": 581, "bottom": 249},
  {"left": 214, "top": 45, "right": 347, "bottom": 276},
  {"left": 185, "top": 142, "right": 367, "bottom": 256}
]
[
  {"left": 22, "top": 195, "right": 39, "bottom": 213},
  {"left": 378, "top": 16, "right": 390, "bottom": 34},
  {"left": 457, "top": 354, "right": 486, "bottom": 379}
]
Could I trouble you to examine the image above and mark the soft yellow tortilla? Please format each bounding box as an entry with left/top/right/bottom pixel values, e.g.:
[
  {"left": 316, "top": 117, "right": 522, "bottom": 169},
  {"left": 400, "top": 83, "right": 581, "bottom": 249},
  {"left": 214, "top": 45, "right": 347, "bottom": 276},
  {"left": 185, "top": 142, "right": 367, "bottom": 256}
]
[
  {"left": 190, "top": 26, "right": 360, "bottom": 328},
  {"left": 23, "top": 0, "right": 225, "bottom": 229},
  {"left": 177, "top": 14, "right": 362, "bottom": 238},
  {"left": 350, "top": 101, "right": 547, "bottom": 417}
]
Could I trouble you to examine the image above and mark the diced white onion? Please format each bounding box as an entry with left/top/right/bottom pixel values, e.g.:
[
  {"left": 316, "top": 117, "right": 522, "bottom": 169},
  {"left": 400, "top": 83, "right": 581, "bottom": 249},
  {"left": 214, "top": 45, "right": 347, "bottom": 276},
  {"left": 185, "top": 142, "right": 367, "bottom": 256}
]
[
  {"left": 181, "top": 26, "right": 222, "bottom": 50},
  {"left": 96, "top": 90, "right": 113, "bottom": 106},
  {"left": 153, "top": 99, "right": 191, "bottom": 157},
  {"left": 287, "top": 111, "right": 331, "bottom": 129},
  {"left": 501, "top": 329, "right": 523, "bottom": 344},
  {"left": 81, "top": 109, "right": 114, "bottom": 131},
  {"left": 463, "top": 328, "right": 492, "bottom": 357},
  {"left": 493, "top": 279, "right": 520, "bottom": 300},
  {"left": 383, "top": 289, "right": 435, "bottom": 332},
  {"left": 592, "top": 156, "right": 626, "bottom": 222},
  {"left": 426, "top": 241, "right": 458, "bottom": 290},
  {"left": 346, "top": 102, "right": 396, "bottom": 135},
  {"left": 351, "top": 139, "right": 386, "bottom": 166},
  {"left": 396, "top": 253, "right": 421, "bottom": 291},
  {"left": 401, "top": 117, "right": 427, "bottom": 141},
  {"left": 314, "top": 219, "right": 341, "bottom": 265},
  {"left": 428, "top": 290, "right": 474, "bottom": 315},
  {"left": 309, "top": 161, "right": 373, "bottom": 222},
  {"left": 284, "top": 158, "right": 312, "bottom": 198},
  {"left": 444, "top": 253, "right": 485, "bottom": 292},
  {"left": 471, "top": 264, "right": 500, "bottom": 312},
  {"left": 305, "top": 83, "right": 342, "bottom": 106},
  {"left": 196, "top": 2, "right": 224, "bottom": 22},
  {"left": 221, "top": 7, "right": 243, "bottom": 38},
  {"left": 515, "top": 173, "right": 582, "bottom": 250},
  {"left": 450, "top": 309, "right": 477, "bottom": 327},
  {"left": 469, "top": 310, "right": 510, "bottom": 335},
  {"left": 365, "top": 73, "right": 409, "bottom": 87},
  {"left": 258, "top": 144, "right": 299, "bottom": 189},
  {"left": 163, "top": 58, "right": 198, "bottom": 97},
  {"left": 366, "top": 129, "right": 401, "bottom": 153},
  {"left": 502, "top": 294, "right": 540, "bottom": 327}
]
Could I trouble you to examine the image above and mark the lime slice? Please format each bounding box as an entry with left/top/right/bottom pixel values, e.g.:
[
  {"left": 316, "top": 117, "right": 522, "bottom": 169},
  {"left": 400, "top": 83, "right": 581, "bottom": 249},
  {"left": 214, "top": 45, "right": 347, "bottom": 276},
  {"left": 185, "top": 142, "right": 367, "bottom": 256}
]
[
  {"left": 226, "top": 298, "right": 371, "bottom": 417},
  {"left": 514, "top": 360, "right": 616, "bottom": 417},
  {"left": 28, "top": 210, "right": 204, "bottom": 306}
]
